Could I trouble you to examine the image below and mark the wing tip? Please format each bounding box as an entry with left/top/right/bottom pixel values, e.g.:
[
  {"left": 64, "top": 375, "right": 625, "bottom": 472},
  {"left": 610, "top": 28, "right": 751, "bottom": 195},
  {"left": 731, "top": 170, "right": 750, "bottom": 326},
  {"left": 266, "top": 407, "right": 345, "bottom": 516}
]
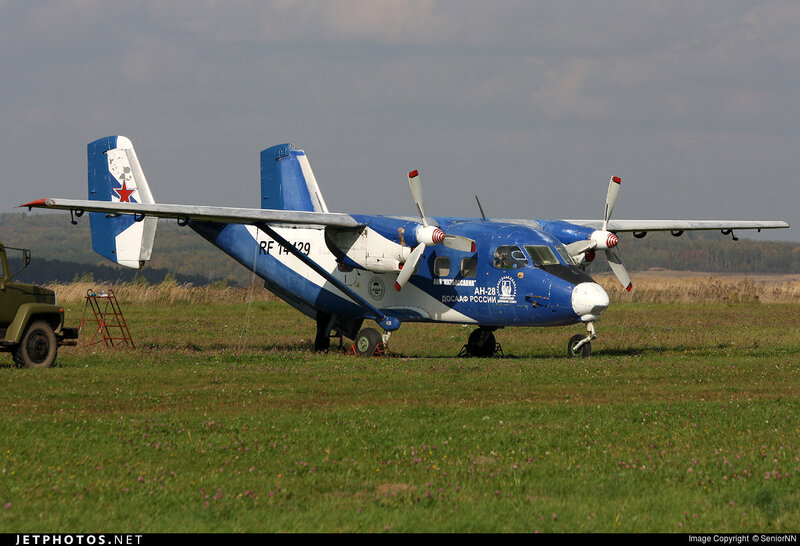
[{"left": 19, "top": 199, "right": 51, "bottom": 209}]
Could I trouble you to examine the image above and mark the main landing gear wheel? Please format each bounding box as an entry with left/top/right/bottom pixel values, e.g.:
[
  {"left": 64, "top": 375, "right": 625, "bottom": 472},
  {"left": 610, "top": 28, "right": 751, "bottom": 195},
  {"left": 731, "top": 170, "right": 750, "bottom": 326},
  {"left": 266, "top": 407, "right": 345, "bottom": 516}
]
[
  {"left": 462, "top": 328, "right": 497, "bottom": 357},
  {"left": 567, "top": 334, "right": 591, "bottom": 358},
  {"left": 354, "top": 327, "right": 384, "bottom": 357}
]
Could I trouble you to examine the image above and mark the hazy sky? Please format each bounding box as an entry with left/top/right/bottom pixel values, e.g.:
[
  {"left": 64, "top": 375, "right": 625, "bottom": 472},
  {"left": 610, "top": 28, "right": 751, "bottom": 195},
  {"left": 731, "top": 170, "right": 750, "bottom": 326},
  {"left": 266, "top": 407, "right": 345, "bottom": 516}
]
[{"left": 2, "top": 1, "right": 797, "bottom": 241}]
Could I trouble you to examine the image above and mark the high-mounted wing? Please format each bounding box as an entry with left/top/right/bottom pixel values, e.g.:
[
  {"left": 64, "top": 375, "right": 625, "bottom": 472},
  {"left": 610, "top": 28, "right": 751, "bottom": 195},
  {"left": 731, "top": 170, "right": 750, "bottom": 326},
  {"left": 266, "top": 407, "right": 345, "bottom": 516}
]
[
  {"left": 537, "top": 175, "right": 790, "bottom": 291},
  {"left": 22, "top": 198, "right": 365, "bottom": 229},
  {"left": 565, "top": 219, "right": 789, "bottom": 233}
]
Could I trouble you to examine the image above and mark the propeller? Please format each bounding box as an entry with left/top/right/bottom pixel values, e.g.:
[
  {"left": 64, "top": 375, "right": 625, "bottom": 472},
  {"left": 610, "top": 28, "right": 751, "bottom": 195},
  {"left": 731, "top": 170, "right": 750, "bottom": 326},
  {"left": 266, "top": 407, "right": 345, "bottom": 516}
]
[
  {"left": 603, "top": 176, "right": 621, "bottom": 231},
  {"left": 395, "top": 170, "right": 476, "bottom": 291},
  {"left": 408, "top": 170, "right": 428, "bottom": 227},
  {"left": 593, "top": 176, "right": 632, "bottom": 292},
  {"left": 394, "top": 241, "right": 426, "bottom": 291}
]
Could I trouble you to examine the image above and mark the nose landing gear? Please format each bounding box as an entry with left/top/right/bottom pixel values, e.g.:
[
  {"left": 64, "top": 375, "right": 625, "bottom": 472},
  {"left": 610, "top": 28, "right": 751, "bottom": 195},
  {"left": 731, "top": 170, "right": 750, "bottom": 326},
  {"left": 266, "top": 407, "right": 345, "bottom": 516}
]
[{"left": 568, "top": 322, "right": 596, "bottom": 358}]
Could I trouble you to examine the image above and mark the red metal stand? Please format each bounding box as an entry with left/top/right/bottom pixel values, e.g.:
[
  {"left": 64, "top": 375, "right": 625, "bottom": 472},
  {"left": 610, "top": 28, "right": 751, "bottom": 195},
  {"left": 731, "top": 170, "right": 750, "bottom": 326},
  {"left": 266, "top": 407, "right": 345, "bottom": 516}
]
[
  {"left": 347, "top": 343, "right": 387, "bottom": 357},
  {"left": 79, "top": 289, "right": 134, "bottom": 348}
]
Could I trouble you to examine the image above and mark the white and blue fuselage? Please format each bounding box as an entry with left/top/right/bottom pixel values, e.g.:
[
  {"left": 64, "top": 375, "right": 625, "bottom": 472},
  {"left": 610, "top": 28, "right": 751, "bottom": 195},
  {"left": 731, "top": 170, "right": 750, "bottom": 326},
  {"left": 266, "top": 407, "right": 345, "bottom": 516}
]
[
  {"left": 23, "top": 135, "right": 787, "bottom": 356},
  {"left": 188, "top": 215, "right": 607, "bottom": 329}
]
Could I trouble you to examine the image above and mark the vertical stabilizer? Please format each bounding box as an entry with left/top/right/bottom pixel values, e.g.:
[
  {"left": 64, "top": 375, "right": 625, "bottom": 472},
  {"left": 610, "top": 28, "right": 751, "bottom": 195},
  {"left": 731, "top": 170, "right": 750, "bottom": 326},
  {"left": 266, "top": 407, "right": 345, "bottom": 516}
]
[
  {"left": 88, "top": 136, "right": 158, "bottom": 269},
  {"left": 261, "top": 144, "right": 329, "bottom": 212}
]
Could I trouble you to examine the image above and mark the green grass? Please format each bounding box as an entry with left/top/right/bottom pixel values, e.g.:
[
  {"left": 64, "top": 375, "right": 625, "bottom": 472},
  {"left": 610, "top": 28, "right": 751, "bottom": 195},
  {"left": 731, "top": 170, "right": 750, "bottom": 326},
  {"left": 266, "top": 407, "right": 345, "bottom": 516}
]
[{"left": 0, "top": 301, "right": 798, "bottom": 532}]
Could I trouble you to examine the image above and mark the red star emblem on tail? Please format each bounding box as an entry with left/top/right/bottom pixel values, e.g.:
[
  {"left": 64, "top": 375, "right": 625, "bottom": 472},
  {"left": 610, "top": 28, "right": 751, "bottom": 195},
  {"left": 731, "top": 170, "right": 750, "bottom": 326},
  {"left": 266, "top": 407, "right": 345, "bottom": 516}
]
[{"left": 114, "top": 180, "right": 136, "bottom": 202}]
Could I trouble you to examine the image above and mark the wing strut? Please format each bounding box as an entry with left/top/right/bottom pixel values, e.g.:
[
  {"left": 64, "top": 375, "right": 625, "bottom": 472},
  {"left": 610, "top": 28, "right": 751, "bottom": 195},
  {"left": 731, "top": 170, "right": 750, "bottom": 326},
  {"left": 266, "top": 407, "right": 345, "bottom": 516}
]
[{"left": 253, "top": 222, "right": 401, "bottom": 332}]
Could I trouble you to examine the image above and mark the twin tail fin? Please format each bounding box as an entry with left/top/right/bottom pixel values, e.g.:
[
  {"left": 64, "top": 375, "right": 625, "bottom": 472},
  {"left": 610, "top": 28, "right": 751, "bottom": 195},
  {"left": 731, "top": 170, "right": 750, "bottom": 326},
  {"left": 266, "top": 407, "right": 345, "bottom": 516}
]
[{"left": 88, "top": 136, "right": 157, "bottom": 269}]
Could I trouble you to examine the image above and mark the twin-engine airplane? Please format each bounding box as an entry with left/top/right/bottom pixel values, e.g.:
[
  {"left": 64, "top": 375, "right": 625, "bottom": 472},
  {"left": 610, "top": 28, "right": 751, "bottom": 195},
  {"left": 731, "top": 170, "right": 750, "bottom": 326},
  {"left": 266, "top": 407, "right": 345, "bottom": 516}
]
[{"left": 23, "top": 136, "right": 789, "bottom": 357}]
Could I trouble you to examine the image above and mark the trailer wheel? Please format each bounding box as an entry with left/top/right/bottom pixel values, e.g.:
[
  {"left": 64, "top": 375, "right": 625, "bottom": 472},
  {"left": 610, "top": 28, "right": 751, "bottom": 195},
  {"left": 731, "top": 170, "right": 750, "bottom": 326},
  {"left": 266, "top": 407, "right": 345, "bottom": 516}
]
[{"left": 13, "top": 321, "right": 58, "bottom": 368}]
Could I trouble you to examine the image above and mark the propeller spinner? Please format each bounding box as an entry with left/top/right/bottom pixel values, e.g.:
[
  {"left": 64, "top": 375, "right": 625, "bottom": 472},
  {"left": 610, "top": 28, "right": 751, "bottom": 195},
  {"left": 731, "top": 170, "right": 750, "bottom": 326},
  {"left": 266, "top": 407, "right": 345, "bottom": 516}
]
[{"left": 395, "top": 170, "right": 476, "bottom": 291}]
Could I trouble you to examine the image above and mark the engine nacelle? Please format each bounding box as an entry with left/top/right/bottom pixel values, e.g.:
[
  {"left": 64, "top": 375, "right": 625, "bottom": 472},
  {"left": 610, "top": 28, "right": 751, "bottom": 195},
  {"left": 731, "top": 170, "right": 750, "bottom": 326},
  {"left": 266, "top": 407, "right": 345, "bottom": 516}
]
[
  {"left": 364, "top": 256, "right": 403, "bottom": 273},
  {"left": 326, "top": 226, "right": 411, "bottom": 273},
  {"left": 573, "top": 249, "right": 596, "bottom": 268}
]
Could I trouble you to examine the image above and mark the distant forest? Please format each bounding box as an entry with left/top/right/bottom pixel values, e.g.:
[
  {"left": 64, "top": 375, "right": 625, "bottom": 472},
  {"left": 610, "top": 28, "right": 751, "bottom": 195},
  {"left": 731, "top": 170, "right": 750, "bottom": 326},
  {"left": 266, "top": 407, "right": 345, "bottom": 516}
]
[
  {"left": 1, "top": 212, "right": 797, "bottom": 286},
  {"left": 6, "top": 255, "right": 211, "bottom": 286}
]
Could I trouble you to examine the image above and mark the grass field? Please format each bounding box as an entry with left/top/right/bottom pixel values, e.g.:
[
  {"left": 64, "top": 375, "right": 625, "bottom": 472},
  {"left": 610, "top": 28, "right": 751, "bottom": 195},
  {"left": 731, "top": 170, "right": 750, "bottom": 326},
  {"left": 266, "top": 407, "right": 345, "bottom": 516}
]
[{"left": 0, "top": 277, "right": 799, "bottom": 532}]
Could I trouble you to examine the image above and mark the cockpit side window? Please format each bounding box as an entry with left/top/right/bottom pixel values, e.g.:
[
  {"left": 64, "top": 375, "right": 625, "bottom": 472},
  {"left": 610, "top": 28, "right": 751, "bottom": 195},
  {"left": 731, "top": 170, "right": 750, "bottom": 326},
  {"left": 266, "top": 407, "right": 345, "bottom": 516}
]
[
  {"left": 524, "top": 245, "right": 560, "bottom": 267},
  {"left": 493, "top": 245, "right": 528, "bottom": 269},
  {"left": 554, "top": 244, "right": 576, "bottom": 266}
]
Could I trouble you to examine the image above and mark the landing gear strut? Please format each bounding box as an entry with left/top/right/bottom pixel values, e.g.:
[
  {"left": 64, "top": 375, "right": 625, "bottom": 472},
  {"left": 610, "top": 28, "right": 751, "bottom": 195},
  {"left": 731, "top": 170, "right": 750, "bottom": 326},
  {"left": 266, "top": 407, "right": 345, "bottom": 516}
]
[
  {"left": 314, "top": 312, "right": 333, "bottom": 352},
  {"left": 567, "top": 322, "right": 596, "bottom": 358},
  {"left": 459, "top": 327, "right": 503, "bottom": 357}
]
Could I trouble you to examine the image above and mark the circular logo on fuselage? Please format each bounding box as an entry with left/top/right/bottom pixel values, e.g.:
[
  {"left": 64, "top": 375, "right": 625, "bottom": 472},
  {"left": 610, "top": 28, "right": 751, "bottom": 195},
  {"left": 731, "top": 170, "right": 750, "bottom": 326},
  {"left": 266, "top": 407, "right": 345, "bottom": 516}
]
[
  {"left": 368, "top": 276, "right": 386, "bottom": 301},
  {"left": 497, "top": 275, "right": 517, "bottom": 304}
]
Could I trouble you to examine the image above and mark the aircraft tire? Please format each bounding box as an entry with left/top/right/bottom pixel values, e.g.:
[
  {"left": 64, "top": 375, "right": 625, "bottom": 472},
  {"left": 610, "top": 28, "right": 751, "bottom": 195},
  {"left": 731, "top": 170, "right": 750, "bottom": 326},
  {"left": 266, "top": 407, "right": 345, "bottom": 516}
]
[
  {"left": 354, "top": 328, "right": 382, "bottom": 357},
  {"left": 466, "top": 328, "right": 496, "bottom": 357},
  {"left": 13, "top": 321, "right": 58, "bottom": 368},
  {"left": 567, "top": 334, "right": 591, "bottom": 358}
]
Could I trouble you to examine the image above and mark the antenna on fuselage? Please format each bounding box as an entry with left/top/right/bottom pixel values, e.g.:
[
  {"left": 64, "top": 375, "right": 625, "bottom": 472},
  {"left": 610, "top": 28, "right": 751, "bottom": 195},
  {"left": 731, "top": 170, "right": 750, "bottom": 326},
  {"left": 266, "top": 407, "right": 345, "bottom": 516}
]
[{"left": 475, "top": 195, "right": 487, "bottom": 221}]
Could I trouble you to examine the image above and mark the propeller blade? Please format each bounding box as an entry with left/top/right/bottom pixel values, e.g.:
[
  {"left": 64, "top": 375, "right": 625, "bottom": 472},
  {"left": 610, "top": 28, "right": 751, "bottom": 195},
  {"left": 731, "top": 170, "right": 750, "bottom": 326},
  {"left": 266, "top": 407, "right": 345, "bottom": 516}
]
[
  {"left": 395, "top": 243, "right": 426, "bottom": 291},
  {"left": 605, "top": 246, "right": 632, "bottom": 292},
  {"left": 443, "top": 234, "right": 476, "bottom": 253},
  {"left": 408, "top": 170, "right": 428, "bottom": 227},
  {"left": 565, "top": 240, "right": 597, "bottom": 256},
  {"left": 603, "top": 176, "right": 621, "bottom": 231},
  {"left": 407, "top": 169, "right": 474, "bottom": 253}
]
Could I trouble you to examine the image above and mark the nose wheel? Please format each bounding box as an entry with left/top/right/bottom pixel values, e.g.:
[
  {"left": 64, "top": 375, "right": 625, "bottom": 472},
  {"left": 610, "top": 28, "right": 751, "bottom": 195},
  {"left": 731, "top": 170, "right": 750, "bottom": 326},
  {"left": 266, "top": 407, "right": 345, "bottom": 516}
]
[{"left": 567, "top": 322, "right": 596, "bottom": 358}]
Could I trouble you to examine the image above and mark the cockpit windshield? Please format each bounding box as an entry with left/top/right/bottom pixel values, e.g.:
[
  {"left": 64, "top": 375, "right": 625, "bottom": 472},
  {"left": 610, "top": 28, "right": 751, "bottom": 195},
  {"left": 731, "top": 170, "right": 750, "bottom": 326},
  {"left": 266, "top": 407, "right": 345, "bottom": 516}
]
[
  {"left": 523, "top": 245, "right": 560, "bottom": 267},
  {"left": 554, "top": 244, "right": 576, "bottom": 266},
  {"left": 492, "top": 243, "right": 587, "bottom": 284},
  {"left": 526, "top": 244, "right": 594, "bottom": 284}
]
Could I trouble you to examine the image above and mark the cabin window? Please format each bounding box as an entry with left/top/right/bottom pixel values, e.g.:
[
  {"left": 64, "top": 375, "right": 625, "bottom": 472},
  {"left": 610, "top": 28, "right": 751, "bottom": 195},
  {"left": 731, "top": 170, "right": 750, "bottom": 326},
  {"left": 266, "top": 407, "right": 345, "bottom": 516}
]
[
  {"left": 461, "top": 257, "right": 478, "bottom": 277},
  {"left": 524, "top": 245, "right": 560, "bottom": 267},
  {"left": 493, "top": 245, "right": 528, "bottom": 269},
  {"left": 433, "top": 256, "right": 450, "bottom": 276}
]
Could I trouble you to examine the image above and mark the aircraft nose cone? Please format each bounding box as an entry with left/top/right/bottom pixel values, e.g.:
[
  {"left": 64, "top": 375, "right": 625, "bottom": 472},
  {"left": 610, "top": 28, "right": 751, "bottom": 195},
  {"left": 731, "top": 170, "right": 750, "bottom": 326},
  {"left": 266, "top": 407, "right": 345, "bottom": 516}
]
[{"left": 571, "top": 282, "right": 610, "bottom": 321}]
